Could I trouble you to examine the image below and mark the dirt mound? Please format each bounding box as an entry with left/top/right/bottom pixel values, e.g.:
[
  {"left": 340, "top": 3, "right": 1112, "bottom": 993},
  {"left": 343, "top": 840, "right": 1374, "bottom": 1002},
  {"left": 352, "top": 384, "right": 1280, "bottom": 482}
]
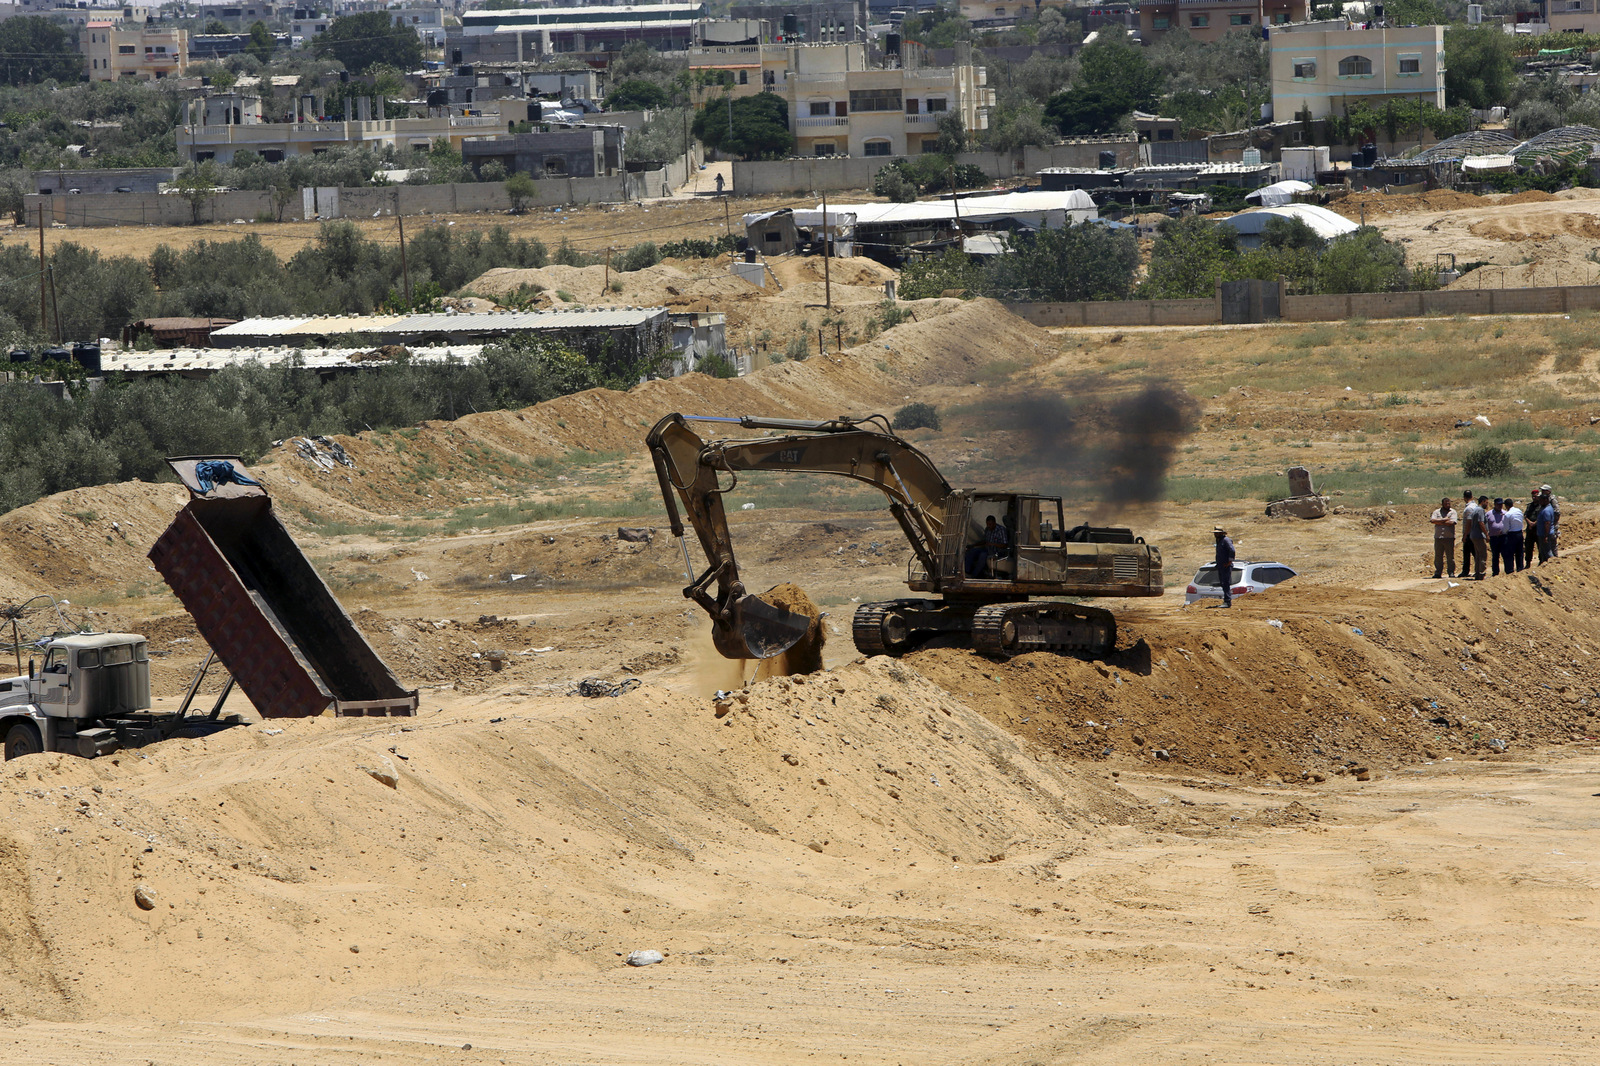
[
  {"left": 912, "top": 550, "right": 1600, "bottom": 782},
  {"left": 0, "top": 655, "right": 1128, "bottom": 1020},
  {"left": 1328, "top": 189, "right": 1487, "bottom": 220},
  {"left": 254, "top": 299, "right": 1055, "bottom": 519},
  {"left": 0, "top": 481, "right": 187, "bottom": 603},
  {"left": 466, "top": 261, "right": 761, "bottom": 308},
  {"left": 1494, "top": 189, "right": 1559, "bottom": 207},
  {"left": 770, "top": 255, "right": 899, "bottom": 288}
]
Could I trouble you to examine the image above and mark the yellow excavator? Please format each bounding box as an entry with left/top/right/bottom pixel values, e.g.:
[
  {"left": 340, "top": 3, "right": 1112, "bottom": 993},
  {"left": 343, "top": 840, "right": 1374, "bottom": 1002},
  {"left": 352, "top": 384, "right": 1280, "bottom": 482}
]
[{"left": 646, "top": 413, "right": 1165, "bottom": 662}]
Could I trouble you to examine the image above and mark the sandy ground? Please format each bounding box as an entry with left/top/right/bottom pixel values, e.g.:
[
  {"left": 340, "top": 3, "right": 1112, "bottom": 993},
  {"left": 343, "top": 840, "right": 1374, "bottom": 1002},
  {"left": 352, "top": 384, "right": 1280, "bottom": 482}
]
[
  {"left": 0, "top": 185, "right": 820, "bottom": 263},
  {"left": 1329, "top": 187, "right": 1600, "bottom": 287},
  {"left": 5, "top": 290, "right": 1600, "bottom": 1061}
]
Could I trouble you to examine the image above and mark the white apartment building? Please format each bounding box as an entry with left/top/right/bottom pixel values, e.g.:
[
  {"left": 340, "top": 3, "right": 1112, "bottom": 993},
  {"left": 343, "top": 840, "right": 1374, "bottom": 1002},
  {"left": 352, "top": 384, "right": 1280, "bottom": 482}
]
[
  {"left": 776, "top": 42, "right": 989, "bottom": 157},
  {"left": 83, "top": 21, "right": 187, "bottom": 81}
]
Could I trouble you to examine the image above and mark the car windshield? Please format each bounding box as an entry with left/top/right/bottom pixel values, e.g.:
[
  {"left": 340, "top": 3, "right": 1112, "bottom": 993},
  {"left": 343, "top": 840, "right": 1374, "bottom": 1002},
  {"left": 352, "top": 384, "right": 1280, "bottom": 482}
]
[{"left": 1194, "top": 566, "right": 1244, "bottom": 587}]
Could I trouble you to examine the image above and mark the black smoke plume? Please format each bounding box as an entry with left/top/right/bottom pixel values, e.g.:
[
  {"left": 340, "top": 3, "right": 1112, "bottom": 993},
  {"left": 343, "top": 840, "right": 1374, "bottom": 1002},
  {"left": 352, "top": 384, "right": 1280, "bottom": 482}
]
[{"left": 999, "top": 382, "right": 1200, "bottom": 518}]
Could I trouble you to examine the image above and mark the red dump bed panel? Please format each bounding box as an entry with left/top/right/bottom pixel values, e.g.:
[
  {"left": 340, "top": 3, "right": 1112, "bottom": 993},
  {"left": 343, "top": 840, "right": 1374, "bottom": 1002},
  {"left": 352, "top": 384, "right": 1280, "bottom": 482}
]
[{"left": 149, "top": 506, "right": 334, "bottom": 718}]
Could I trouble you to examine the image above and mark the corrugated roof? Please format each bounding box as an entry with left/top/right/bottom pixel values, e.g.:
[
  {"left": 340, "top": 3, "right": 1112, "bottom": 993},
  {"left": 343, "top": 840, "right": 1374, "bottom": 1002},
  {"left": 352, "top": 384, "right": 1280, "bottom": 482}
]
[
  {"left": 102, "top": 345, "right": 486, "bottom": 374},
  {"left": 132, "top": 317, "right": 238, "bottom": 331},
  {"left": 211, "top": 307, "right": 668, "bottom": 340}
]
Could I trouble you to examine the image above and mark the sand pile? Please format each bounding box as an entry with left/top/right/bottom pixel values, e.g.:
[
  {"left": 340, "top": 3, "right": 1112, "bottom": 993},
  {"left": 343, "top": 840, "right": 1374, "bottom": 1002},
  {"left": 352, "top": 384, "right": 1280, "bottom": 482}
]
[
  {"left": 751, "top": 581, "right": 827, "bottom": 678},
  {"left": 913, "top": 550, "right": 1600, "bottom": 782},
  {"left": 1328, "top": 189, "right": 1488, "bottom": 220},
  {"left": 0, "top": 655, "right": 1128, "bottom": 1021},
  {"left": 467, "top": 261, "right": 762, "bottom": 308}
]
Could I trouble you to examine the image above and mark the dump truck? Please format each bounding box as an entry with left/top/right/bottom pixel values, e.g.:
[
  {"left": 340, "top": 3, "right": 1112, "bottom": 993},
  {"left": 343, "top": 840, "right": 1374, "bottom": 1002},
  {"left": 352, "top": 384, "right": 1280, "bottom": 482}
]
[
  {"left": 148, "top": 456, "right": 417, "bottom": 720},
  {"left": 646, "top": 413, "right": 1164, "bottom": 661}
]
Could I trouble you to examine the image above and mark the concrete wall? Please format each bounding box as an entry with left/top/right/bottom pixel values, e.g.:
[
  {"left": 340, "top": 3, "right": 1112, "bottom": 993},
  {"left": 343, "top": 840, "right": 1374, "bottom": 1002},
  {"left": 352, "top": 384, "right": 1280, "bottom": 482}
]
[
  {"left": 732, "top": 139, "right": 1138, "bottom": 194},
  {"left": 23, "top": 167, "right": 675, "bottom": 228},
  {"left": 1007, "top": 298, "right": 1218, "bottom": 328},
  {"left": 1006, "top": 284, "right": 1600, "bottom": 328}
]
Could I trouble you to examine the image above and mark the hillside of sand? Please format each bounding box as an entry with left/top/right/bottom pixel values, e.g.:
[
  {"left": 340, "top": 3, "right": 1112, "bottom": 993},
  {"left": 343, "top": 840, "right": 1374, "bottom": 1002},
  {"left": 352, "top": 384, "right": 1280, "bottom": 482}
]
[{"left": 4, "top": 299, "right": 1600, "bottom": 1062}]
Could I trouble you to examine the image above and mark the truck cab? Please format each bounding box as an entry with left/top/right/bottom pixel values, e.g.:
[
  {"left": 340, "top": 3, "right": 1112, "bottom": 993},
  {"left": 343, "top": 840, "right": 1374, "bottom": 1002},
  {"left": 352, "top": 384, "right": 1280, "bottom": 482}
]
[{"left": 1, "top": 633, "right": 152, "bottom": 760}]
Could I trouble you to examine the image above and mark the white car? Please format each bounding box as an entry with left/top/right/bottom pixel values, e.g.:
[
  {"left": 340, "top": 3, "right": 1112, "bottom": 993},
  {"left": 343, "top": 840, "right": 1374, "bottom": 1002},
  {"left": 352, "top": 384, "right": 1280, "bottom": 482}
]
[{"left": 1184, "top": 561, "right": 1298, "bottom": 605}]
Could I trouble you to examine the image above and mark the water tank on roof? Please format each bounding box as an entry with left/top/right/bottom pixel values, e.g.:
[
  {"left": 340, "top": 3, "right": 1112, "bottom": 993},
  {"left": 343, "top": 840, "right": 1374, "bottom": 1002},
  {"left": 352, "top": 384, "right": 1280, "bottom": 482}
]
[
  {"left": 886, "top": 31, "right": 901, "bottom": 54},
  {"left": 1360, "top": 142, "right": 1378, "bottom": 167},
  {"left": 782, "top": 12, "right": 798, "bottom": 35},
  {"left": 72, "top": 342, "right": 101, "bottom": 375},
  {"left": 8, "top": 348, "right": 30, "bottom": 364},
  {"left": 1242, "top": 147, "right": 1261, "bottom": 165}
]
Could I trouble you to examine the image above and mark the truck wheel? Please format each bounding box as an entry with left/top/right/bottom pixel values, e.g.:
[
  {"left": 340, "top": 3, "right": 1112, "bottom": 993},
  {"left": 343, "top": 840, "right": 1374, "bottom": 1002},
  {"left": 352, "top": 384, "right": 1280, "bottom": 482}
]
[{"left": 4, "top": 722, "right": 42, "bottom": 761}]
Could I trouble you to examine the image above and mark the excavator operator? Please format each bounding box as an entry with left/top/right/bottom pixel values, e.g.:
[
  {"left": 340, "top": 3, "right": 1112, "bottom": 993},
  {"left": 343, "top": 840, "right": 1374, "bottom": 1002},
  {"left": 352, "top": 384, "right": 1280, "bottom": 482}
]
[{"left": 966, "top": 514, "right": 1010, "bottom": 577}]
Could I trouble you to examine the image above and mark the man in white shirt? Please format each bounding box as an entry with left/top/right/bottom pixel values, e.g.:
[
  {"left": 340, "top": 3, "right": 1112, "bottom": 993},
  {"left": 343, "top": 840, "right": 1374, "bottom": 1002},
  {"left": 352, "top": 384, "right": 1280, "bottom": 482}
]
[{"left": 1503, "top": 498, "right": 1525, "bottom": 574}]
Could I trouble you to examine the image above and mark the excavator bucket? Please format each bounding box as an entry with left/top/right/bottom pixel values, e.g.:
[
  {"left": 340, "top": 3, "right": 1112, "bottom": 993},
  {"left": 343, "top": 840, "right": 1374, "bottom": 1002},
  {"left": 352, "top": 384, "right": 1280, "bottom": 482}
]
[{"left": 714, "top": 593, "right": 813, "bottom": 660}]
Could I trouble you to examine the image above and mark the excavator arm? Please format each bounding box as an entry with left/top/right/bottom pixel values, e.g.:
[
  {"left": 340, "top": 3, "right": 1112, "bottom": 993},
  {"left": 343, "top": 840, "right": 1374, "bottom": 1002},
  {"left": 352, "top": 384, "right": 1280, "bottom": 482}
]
[{"left": 646, "top": 413, "right": 954, "bottom": 660}]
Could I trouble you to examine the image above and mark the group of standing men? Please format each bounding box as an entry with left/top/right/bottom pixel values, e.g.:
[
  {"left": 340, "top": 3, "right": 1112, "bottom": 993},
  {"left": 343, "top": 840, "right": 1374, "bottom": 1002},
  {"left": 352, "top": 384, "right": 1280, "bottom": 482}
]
[{"left": 1430, "top": 485, "right": 1560, "bottom": 580}]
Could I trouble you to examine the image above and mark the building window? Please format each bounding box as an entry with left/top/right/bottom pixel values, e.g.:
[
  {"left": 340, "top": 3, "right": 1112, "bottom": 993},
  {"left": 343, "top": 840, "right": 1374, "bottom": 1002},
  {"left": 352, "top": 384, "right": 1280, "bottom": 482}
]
[
  {"left": 814, "top": 142, "right": 835, "bottom": 156},
  {"left": 1272, "top": 12, "right": 1290, "bottom": 22},
  {"left": 906, "top": 97, "right": 920, "bottom": 113},
  {"left": 849, "top": 88, "right": 902, "bottom": 112},
  {"left": 863, "top": 139, "right": 892, "bottom": 156},
  {"left": 994, "top": 6, "right": 1004, "bottom": 13},
  {"left": 1190, "top": 13, "right": 1208, "bottom": 26},
  {"left": 1157, "top": 128, "right": 1174, "bottom": 140},
  {"left": 1398, "top": 53, "right": 1420, "bottom": 74},
  {"left": 1229, "top": 12, "right": 1251, "bottom": 24},
  {"left": 1153, "top": 15, "right": 1169, "bottom": 27},
  {"left": 809, "top": 100, "right": 831, "bottom": 116},
  {"left": 543, "top": 155, "right": 566, "bottom": 174},
  {"left": 926, "top": 97, "right": 947, "bottom": 112},
  {"left": 119, "top": 44, "right": 135, "bottom": 53},
  {"left": 1338, "top": 54, "right": 1373, "bottom": 76},
  {"left": 921, "top": 137, "right": 940, "bottom": 152},
  {"left": 1292, "top": 57, "right": 1316, "bottom": 78},
  {"left": 738, "top": 70, "right": 748, "bottom": 84}
]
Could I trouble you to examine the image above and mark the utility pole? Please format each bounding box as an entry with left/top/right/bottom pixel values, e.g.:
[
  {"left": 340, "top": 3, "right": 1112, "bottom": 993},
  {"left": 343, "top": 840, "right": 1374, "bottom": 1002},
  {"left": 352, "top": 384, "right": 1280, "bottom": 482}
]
[
  {"left": 821, "top": 187, "right": 831, "bottom": 308},
  {"left": 37, "top": 204, "right": 47, "bottom": 340},
  {"left": 47, "top": 266, "right": 62, "bottom": 345},
  {"left": 723, "top": 195, "right": 734, "bottom": 272},
  {"left": 397, "top": 211, "right": 412, "bottom": 307},
  {"left": 605, "top": 246, "right": 611, "bottom": 289}
]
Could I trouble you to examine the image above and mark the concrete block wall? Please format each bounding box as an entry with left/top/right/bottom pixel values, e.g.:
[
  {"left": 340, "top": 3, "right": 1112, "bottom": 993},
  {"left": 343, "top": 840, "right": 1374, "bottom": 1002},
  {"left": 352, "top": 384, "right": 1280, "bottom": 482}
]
[
  {"left": 1006, "top": 284, "right": 1600, "bottom": 329},
  {"left": 730, "top": 138, "right": 1138, "bottom": 195},
  {"left": 23, "top": 168, "right": 671, "bottom": 229}
]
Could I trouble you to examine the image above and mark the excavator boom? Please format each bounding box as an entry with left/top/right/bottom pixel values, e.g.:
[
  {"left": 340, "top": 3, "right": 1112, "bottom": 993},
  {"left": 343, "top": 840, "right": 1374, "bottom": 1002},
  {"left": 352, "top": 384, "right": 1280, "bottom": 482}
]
[{"left": 647, "top": 412, "right": 951, "bottom": 659}]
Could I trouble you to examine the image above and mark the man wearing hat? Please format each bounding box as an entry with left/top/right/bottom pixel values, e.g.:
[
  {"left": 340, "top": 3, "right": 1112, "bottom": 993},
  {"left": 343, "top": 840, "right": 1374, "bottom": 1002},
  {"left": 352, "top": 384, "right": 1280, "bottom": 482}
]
[
  {"left": 1213, "top": 526, "right": 1236, "bottom": 608},
  {"left": 1535, "top": 486, "right": 1560, "bottom": 562},
  {"left": 1525, "top": 485, "right": 1544, "bottom": 568}
]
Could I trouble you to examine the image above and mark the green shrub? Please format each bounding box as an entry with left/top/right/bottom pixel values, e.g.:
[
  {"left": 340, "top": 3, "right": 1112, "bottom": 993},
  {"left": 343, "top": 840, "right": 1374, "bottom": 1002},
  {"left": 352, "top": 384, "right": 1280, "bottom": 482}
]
[
  {"left": 785, "top": 334, "right": 809, "bottom": 361},
  {"left": 1462, "top": 443, "right": 1512, "bottom": 478},
  {"left": 893, "top": 402, "right": 941, "bottom": 431}
]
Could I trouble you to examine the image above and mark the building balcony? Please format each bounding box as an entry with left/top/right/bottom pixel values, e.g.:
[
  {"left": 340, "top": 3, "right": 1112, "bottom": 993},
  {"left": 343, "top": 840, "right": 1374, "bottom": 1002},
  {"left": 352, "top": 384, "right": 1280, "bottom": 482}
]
[
  {"left": 905, "top": 112, "right": 939, "bottom": 124},
  {"left": 796, "top": 116, "right": 848, "bottom": 127}
]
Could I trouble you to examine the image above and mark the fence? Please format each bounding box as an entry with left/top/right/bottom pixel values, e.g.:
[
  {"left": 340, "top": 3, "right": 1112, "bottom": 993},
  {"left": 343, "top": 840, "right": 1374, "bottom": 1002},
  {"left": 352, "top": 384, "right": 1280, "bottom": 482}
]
[
  {"left": 23, "top": 164, "right": 680, "bottom": 229},
  {"left": 1004, "top": 283, "right": 1600, "bottom": 329}
]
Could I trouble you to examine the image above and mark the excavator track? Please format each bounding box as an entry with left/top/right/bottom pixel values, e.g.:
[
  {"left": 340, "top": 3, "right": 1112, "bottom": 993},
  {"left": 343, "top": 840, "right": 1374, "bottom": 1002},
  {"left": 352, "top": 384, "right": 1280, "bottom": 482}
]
[
  {"left": 852, "top": 599, "right": 938, "bottom": 657},
  {"left": 970, "top": 602, "right": 1116, "bottom": 659}
]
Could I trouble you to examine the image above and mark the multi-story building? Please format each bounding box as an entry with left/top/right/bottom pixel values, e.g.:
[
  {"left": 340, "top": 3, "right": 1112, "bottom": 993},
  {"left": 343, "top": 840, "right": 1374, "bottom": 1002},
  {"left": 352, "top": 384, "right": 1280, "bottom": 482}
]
[
  {"left": 291, "top": 8, "right": 331, "bottom": 45},
  {"left": 727, "top": 0, "right": 862, "bottom": 41},
  {"left": 777, "top": 41, "right": 989, "bottom": 158},
  {"left": 392, "top": 5, "right": 446, "bottom": 47},
  {"left": 83, "top": 22, "right": 188, "bottom": 81},
  {"left": 1139, "top": 0, "right": 1306, "bottom": 41},
  {"left": 452, "top": 3, "right": 707, "bottom": 55},
  {"left": 1269, "top": 22, "right": 1445, "bottom": 121},
  {"left": 1549, "top": 0, "right": 1600, "bottom": 32},
  {"left": 177, "top": 92, "right": 507, "bottom": 163}
]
